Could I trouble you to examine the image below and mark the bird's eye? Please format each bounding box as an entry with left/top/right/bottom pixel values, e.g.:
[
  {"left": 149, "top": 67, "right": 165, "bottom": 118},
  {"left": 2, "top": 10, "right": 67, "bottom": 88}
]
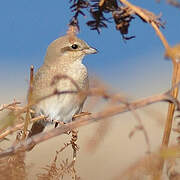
[{"left": 71, "top": 44, "right": 79, "bottom": 49}]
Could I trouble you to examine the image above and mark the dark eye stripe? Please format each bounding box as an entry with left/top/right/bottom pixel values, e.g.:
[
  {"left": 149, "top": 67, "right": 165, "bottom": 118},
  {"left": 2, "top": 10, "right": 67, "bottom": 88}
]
[
  {"left": 60, "top": 46, "right": 72, "bottom": 53},
  {"left": 60, "top": 44, "right": 80, "bottom": 53}
]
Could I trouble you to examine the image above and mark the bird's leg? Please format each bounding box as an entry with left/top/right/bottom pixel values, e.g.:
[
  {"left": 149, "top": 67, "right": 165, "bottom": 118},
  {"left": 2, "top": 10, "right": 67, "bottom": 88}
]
[
  {"left": 52, "top": 120, "right": 71, "bottom": 135},
  {"left": 52, "top": 119, "right": 64, "bottom": 128},
  {"left": 54, "top": 122, "right": 59, "bottom": 128}
]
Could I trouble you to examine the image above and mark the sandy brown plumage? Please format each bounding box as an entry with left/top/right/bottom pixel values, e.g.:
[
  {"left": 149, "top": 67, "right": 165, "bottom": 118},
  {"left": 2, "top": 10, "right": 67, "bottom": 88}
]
[{"left": 28, "top": 35, "right": 97, "bottom": 138}]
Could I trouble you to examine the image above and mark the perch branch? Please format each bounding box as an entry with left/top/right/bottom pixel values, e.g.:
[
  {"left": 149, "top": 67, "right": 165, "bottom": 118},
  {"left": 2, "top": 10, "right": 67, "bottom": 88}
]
[{"left": 0, "top": 91, "right": 177, "bottom": 158}]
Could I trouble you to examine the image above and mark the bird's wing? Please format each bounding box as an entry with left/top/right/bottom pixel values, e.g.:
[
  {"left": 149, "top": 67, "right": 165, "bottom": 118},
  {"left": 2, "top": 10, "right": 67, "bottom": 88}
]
[{"left": 31, "top": 65, "right": 56, "bottom": 100}]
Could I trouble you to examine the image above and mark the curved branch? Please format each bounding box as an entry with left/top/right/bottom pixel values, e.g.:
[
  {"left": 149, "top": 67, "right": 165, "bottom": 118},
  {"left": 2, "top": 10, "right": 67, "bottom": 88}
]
[
  {"left": 119, "top": 0, "right": 170, "bottom": 51},
  {"left": 0, "top": 92, "right": 176, "bottom": 158}
]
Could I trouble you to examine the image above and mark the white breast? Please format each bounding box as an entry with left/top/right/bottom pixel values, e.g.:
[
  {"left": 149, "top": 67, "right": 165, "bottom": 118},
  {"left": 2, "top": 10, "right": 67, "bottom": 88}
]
[
  {"left": 66, "top": 60, "right": 88, "bottom": 89},
  {"left": 35, "top": 60, "right": 88, "bottom": 124}
]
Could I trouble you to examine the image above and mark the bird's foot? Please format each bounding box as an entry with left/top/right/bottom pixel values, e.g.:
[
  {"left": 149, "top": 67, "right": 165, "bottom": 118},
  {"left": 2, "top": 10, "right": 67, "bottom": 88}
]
[
  {"left": 55, "top": 122, "right": 59, "bottom": 128},
  {"left": 53, "top": 120, "right": 65, "bottom": 128},
  {"left": 65, "top": 131, "right": 71, "bottom": 135},
  {"left": 52, "top": 120, "right": 71, "bottom": 135}
]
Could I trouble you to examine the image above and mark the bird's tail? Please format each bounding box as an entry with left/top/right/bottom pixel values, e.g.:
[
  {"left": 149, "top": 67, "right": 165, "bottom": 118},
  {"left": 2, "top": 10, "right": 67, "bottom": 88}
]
[
  {"left": 27, "top": 121, "right": 46, "bottom": 150},
  {"left": 28, "top": 121, "right": 45, "bottom": 137}
]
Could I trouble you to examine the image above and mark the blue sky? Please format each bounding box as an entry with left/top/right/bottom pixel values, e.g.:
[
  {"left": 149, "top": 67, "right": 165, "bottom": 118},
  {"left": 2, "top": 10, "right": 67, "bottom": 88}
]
[{"left": 0, "top": 0, "right": 180, "bottom": 102}]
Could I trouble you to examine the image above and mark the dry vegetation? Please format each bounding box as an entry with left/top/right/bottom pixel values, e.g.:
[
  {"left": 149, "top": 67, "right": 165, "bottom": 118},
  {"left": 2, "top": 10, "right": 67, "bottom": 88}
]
[{"left": 1, "top": 0, "right": 180, "bottom": 179}]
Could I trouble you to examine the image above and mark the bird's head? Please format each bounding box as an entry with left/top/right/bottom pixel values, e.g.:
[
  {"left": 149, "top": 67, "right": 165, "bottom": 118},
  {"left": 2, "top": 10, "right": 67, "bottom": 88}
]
[{"left": 44, "top": 35, "right": 97, "bottom": 64}]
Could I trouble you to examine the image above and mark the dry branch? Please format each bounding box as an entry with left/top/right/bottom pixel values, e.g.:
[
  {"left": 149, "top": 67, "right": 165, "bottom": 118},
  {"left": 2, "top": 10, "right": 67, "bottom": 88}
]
[
  {"left": 0, "top": 115, "right": 45, "bottom": 140},
  {"left": 119, "top": 0, "right": 170, "bottom": 50},
  {"left": 0, "top": 101, "right": 21, "bottom": 112},
  {"left": 118, "top": 0, "right": 180, "bottom": 177},
  {"left": 0, "top": 90, "right": 178, "bottom": 158}
]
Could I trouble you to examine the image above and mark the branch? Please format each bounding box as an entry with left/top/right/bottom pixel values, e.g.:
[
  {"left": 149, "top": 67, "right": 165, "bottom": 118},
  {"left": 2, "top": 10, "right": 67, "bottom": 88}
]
[
  {"left": 119, "top": 0, "right": 170, "bottom": 51},
  {"left": 0, "top": 116, "right": 46, "bottom": 140},
  {"left": 0, "top": 91, "right": 177, "bottom": 158},
  {"left": 119, "top": 0, "right": 179, "bottom": 177},
  {"left": 0, "top": 101, "right": 21, "bottom": 112}
]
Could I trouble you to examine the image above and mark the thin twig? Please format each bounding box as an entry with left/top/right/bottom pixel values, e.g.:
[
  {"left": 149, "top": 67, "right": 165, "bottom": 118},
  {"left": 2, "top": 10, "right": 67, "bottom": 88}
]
[
  {"left": 0, "top": 101, "right": 21, "bottom": 112},
  {"left": 99, "top": 0, "right": 105, "bottom": 6},
  {"left": 51, "top": 74, "right": 81, "bottom": 91},
  {"left": 22, "top": 65, "right": 34, "bottom": 139},
  {"left": 128, "top": 107, "right": 151, "bottom": 153},
  {"left": 0, "top": 116, "right": 45, "bottom": 140},
  {"left": 119, "top": 0, "right": 170, "bottom": 50},
  {"left": 158, "top": 63, "right": 180, "bottom": 176}
]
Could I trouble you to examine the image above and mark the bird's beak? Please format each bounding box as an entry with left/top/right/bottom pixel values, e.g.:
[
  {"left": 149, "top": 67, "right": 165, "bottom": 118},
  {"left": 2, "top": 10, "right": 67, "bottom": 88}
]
[{"left": 83, "top": 46, "right": 98, "bottom": 54}]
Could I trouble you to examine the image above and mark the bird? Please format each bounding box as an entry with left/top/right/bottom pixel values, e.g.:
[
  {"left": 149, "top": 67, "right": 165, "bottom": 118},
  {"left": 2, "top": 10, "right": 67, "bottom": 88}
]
[{"left": 28, "top": 34, "right": 97, "bottom": 138}]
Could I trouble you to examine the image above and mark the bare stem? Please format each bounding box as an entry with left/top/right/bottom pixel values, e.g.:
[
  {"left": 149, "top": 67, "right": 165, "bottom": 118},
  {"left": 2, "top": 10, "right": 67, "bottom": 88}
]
[
  {"left": 22, "top": 65, "right": 34, "bottom": 139},
  {"left": 119, "top": 0, "right": 170, "bottom": 50},
  {"left": 119, "top": 0, "right": 178, "bottom": 177}
]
